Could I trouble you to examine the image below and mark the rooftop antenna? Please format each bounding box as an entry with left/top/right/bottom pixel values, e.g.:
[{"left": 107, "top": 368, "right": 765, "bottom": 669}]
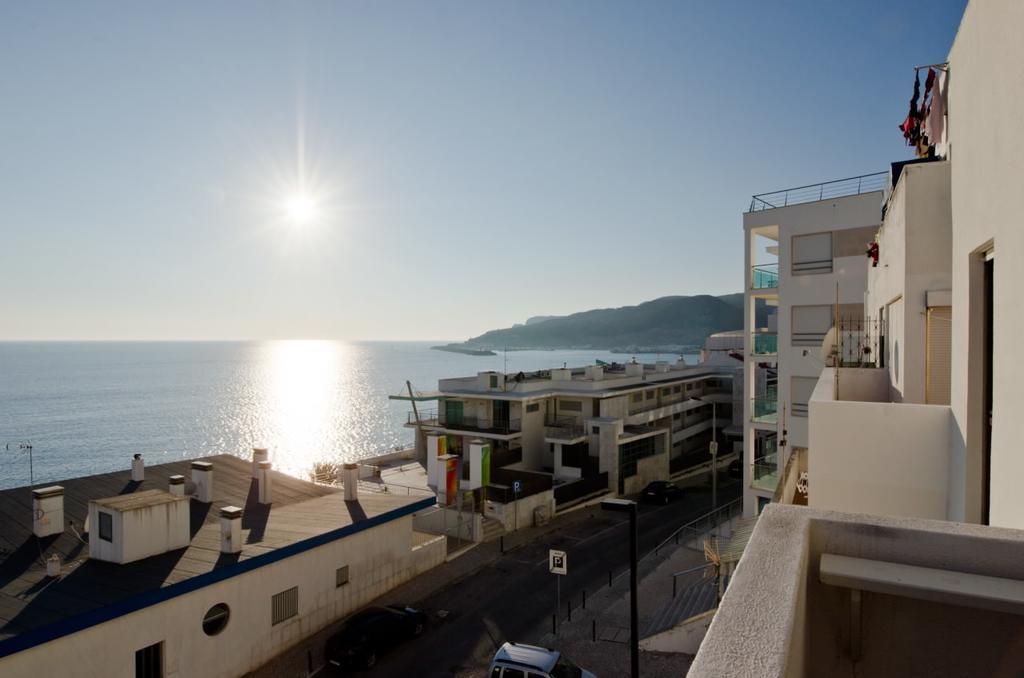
[{"left": 6, "top": 442, "right": 34, "bottom": 490}]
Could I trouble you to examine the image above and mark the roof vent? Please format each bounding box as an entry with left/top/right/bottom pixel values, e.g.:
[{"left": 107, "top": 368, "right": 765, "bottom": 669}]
[
  {"left": 191, "top": 461, "right": 214, "bottom": 503},
  {"left": 252, "top": 447, "right": 269, "bottom": 479},
  {"left": 655, "top": 361, "right": 670, "bottom": 373},
  {"left": 625, "top": 363, "right": 644, "bottom": 377},
  {"left": 131, "top": 454, "right": 145, "bottom": 482},
  {"left": 32, "top": 486, "right": 64, "bottom": 538},
  {"left": 168, "top": 474, "right": 186, "bottom": 497},
  {"left": 343, "top": 463, "right": 359, "bottom": 501},
  {"left": 257, "top": 461, "right": 272, "bottom": 505},
  {"left": 219, "top": 506, "right": 242, "bottom": 554}
]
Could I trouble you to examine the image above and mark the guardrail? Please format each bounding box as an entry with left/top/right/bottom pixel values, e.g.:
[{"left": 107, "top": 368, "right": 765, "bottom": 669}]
[
  {"left": 648, "top": 497, "right": 743, "bottom": 562},
  {"left": 749, "top": 171, "right": 887, "bottom": 212},
  {"left": 407, "top": 409, "right": 521, "bottom": 434}
]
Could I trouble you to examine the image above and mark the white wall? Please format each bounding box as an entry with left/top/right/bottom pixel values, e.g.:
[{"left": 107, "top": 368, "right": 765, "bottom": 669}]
[
  {"left": 809, "top": 369, "right": 952, "bottom": 520},
  {"left": 947, "top": 0, "right": 1024, "bottom": 528},
  {"left": 0, "top": 515, "right": 445, "bottom": 678}
]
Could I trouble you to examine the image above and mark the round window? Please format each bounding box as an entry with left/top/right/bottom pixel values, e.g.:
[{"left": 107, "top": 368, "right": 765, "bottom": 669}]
[{"left": 202, "top": 603, "right": 230, "bottom": 636}]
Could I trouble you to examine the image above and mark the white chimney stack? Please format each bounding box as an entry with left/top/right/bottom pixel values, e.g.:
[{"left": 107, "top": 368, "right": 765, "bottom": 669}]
[
  {"left": 46, "top": 554, "right": 61, "bottom": 577},
  {"left": 168, "top": 474, "right": 185, "bottom": 497},
  {"left": 220, "top": 506, "right": 243, "bottom": 554},
  {"left": 131, "top": 454, "right": 145, "bottom": 482},
  {"left": 257, "top": 460, "right": 273, "bottom": 505},
  {"left": 252, "top": 447, "right": 269, "bottom": 479},
  {"left": 343, "top": 463, "right": 359, "bottom": 501},
  {"left": 32, "top": 486, "right": 65, "bottom": 538},
  {"left": 191, "top": 461, "right": 214, "bottom": 503}
]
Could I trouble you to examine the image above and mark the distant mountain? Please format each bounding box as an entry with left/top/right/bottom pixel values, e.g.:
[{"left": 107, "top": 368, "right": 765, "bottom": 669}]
[{"left": 462, "top": 294, "right": 763, "bottom": 351}]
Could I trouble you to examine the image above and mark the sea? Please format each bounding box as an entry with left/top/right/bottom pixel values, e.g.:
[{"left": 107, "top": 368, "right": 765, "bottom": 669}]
[{"left": 0, "top": 341, "right": 697, "bottom": 490}]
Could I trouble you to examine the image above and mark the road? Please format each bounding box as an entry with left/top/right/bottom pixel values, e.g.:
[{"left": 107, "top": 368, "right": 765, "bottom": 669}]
[{"left": 324, "top": 477, "right": 740, "bottom": 677}]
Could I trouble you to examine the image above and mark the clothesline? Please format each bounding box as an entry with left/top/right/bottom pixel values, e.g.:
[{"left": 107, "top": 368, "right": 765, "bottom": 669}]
[{"left": 914, "top": 62, "right": 949, "bottom": 72}]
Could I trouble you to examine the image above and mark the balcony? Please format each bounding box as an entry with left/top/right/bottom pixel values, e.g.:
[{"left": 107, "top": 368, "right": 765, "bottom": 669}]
[
  {"left": 406, "top": 409, "right": 521, "bottom": 435},
  {"left": 751, "top": 395, "right": 778, "bottom": 425},
  {"left": 748, "top": 171, "right": 887, "bottom": 212},
  {"left": 545, "top": 416, "right": 586, "bottom": 442},
  {"left": 751, "top": 455, "right": 779, "bottom": 493},
  {"left": 751, "top": 332, "right": 778, "bottom": 355},
  {"left": 750, "top": 263, "right": 779, "bottom": 290}
]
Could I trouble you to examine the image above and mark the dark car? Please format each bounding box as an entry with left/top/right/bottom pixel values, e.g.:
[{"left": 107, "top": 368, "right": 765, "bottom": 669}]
[
  {"left": 326, "top": 605, "right": 427, "bottom": 670},
  {"left": 640, "top": 480, "right": 684, "bottom": 504},
  {"left": 728, "top": 458, "right": 743, "bottom": 479}
]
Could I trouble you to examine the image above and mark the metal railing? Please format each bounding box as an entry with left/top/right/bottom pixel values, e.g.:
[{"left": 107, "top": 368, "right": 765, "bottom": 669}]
[
  {"left": 750, "top": 263, "right": 779, "bottom": 289},
  {"left": 649, "top": 497, "right": 743, "bottom": 562},
  {"left": 749, "top": 171, "right": 887, "bottom": 212},
  {"left": 407, "top": 409, "right": 521, "bottom": 434},
  {"left": 751, "top": 333, "right": 778, "bottom": 355},
  {"left": 751, "top": 456, "right": 780, "bottom": 493}
]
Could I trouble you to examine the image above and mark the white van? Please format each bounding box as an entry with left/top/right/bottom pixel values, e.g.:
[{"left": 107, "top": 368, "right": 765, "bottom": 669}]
[{"left": 488, "top": 642, "right": 596, "bottom": 678}]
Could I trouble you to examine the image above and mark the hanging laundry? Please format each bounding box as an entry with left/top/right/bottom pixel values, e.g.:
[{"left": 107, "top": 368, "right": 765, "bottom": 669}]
[
  {"left": 899, "top": 72, "right": 923, "bottom": 146},
  {"left": 925, "top": 70, "right": 947, "bottom": 154}
]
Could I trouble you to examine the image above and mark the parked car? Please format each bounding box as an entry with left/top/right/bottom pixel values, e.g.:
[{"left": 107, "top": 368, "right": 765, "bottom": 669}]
[
  {"left": 489, "top": 641, "right": 595, "bottom": 678},
  {"left": 325, "top": 605, "right": 427, "bottom": 670},
  {"left": 640, "top": 480, "right": 684, "bottom": 504},
  {"left": 728, "top": 458, "right": 743, "bottom": 479}
]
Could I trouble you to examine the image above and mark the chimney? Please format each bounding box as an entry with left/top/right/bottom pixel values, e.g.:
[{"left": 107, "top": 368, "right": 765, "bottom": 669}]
[
  {"left": 257, "top": 460, "right": 272, "bottom": 505},
  {"left": 168, "top": 474, "right": 186, "bottom": 497},
  {"left": 655, "top": 361, "right": 670, "bottom": 373},
  {"left": 625, "top": 362, "right": 644, "bottom": 377},
  {"left": 219, "top": 506, "right": 243, "bottom": 554},
  {"left": 131, "top": 454, "right": 145, "bottom": 482},
  {"left": 343, "top": 463, "right": 359, "bottom": 501},
  {"left": 32, "top": 486, "right": 65, "bottom": 538},
  {"left": 252, "top": 447, "right": 269, "bottom": 479},
  {"left": 46, "top": 554, "right": 61, "bottom": 577},
  {"left": 191, "top": 461, "right": 214, "bottom": 503}
]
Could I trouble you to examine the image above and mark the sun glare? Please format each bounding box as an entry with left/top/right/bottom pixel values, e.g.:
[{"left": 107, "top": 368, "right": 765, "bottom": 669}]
[{"left": 283, "top": 192, "right": 318, "bottom": 225}]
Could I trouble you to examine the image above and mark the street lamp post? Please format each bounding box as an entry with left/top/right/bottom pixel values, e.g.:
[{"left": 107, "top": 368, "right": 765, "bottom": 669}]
[
  {"left": 602, "top": 498, "right": 639, "bottom": 678},
  {"left": 694, "top": 397, "right": 719, "bottom": 510}
]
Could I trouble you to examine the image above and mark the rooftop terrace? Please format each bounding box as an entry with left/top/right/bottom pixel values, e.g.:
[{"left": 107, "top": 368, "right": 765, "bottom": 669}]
[{"left": 748, "top": 171, "right": 887, "bottom": 212}]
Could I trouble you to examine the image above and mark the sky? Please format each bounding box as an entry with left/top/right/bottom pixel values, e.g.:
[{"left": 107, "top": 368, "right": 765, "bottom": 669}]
[{"left": 0, "top": 1, "right": 967, "bottom": 341}]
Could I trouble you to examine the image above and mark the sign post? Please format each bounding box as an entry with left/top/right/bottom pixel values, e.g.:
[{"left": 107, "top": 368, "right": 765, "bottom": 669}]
[{"left": 549, "top": 549, "right": 567, "bottom": 635}]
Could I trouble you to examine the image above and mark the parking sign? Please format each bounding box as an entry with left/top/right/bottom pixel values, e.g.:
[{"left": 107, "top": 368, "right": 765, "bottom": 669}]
[{"left": 549, "top": 549, "right": 567, "bottom": 575}]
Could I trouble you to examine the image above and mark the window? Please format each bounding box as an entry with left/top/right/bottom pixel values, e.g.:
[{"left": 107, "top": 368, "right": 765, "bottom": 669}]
[
  {"left": 645, "top": 391, "right": 654, "bottom": 400},
  {"left": 620, "top": 436, "right": 658, "bottom": 479},
  {"left": 271, "top": 586, "right": 298, "bottom": 625},
  {"left": 591, "top": 426, "right": 600, "bottom": 435},
  {"left": 500, "top": 669, "right": 525, "bottom": 678},
  {"left": 135, "top": 642, "right": 163, "bottom": 678},
  {"left": 673, "top": 385, "right": 681, "bottom": 394},
  {"left": 336, "top": 565, "right": 349, "bottom": 588},
  {"left": 98, "top": 511, "right": 113, "bottom": 542},
  {"left": 560, "top": 400, "right": 582, "bottom": 412},
  {"left": 631, "top": 393, "right": 643, "bottom": 403},
  {"left": 202, "top": 603, "right": 230, "bottom": 636},
  {"left": 526, "top": 403, "right": 540, "bottom": 413},
  {"left": 792, "top": 305, "right": 833, "bottom": 346},
  {"left": 489, "top": 374, "right": 498, "bottom": 388},
  {"left": 661, "top": 388, "right": 670, "bottom": 396},
  {"left": 792, "top": 232, "right": 833, "bottom": 275},
  {"left": 791, "top": 377, "right": 818, "bottom": 417}
]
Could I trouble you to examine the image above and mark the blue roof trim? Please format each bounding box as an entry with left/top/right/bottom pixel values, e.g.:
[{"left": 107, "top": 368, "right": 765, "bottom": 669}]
[{"left": 0, "top": 495, "right": 436, "bottom": 660}]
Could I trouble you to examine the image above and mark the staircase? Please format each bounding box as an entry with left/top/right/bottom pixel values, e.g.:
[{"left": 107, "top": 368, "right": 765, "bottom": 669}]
[
  {"left": 643, "top": 578, "right": 719, "bottom": 638},
  {"left": 480, "top": 516, "right": 506, "bottom": 542}
]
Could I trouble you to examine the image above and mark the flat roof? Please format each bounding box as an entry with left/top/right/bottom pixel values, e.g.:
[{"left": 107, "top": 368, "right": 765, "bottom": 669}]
[
  {"left": 92, "top": 489, "right": 188, "bottom": 511},
  {"left": 0, "top": 454, "right": 431, "bottom": 656}
]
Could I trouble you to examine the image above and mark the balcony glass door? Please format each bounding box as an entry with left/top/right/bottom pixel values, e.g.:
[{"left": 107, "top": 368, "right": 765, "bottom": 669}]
[{"left": 445, "top": 400, "right": 464, "bottom": 427}]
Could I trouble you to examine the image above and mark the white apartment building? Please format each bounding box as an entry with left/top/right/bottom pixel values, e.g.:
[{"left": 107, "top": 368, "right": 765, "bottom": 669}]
[
  {"left": 742, "top": 182, "right": 884, "bottom": 516},
  {"left": 0, "top": 454, "right": 444, "bottom": 678},
  {"left": 693, "top": 2, "right": 1024, "bottom": 675},
  {"left": 407, "top": 358, "right": 738, "bottom": 517}
]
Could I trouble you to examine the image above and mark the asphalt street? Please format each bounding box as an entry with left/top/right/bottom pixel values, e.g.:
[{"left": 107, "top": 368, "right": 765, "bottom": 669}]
[{"left": 323, "top": 477, "right": 741, "bottom": 677}]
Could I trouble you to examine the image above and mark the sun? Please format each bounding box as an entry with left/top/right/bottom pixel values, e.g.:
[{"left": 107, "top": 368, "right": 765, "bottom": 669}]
[{"left": 283, "top": 192, "right": 318, "bottom": 225}]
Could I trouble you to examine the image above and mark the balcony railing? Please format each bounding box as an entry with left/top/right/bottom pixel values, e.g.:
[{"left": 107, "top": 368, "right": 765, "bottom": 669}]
[
  {"left": 750, "top": 263, "right": 779, "bottom": 290},
  {"left": 407, "top": 409, "right": 521, "bottom": 434},
  {"left": 748, "top": 171, "right": 887, "bottom": 212},
  {"left": 751, "top": 396, "right": 778, "bottom": 425},
  {"left": 752, "top": 333, "right": 778, "bottom": 355},
  {"left": 545, "top": 416, "right": 586, "bottom": 440},
  {"left": 751, "top": 455, "right": 780, "bottom": 492}
]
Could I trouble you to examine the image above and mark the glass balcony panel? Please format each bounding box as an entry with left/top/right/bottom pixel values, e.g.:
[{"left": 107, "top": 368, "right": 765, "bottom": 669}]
[
  {"left": 751, "top": 263, "right": 779, "bottom": 290},
  {"left": 751, "top": 455, "right": 779, "bottom": 492},
  {"left": 751, "top": 396, "right": 778, "bottom": 424},
  {"left": 752, "top": 333, "right": 778, "bottom": 355}
]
